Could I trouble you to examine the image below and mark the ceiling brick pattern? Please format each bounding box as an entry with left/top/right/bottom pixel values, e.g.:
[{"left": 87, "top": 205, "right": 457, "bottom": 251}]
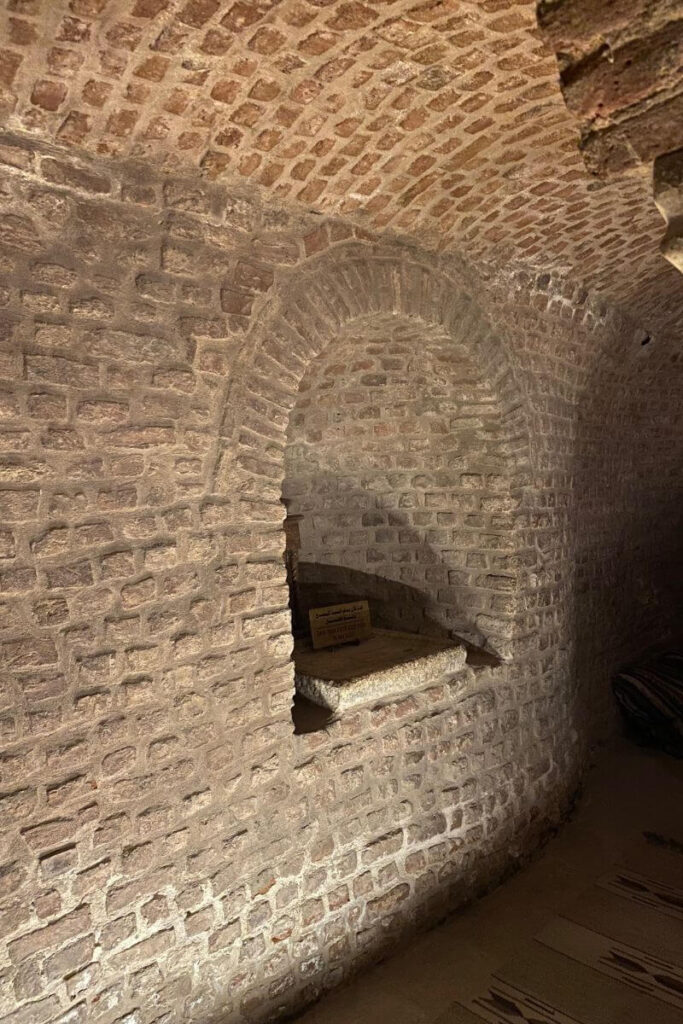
[{"left": 0, "top": 0, "right": 681, "bottom": 329}]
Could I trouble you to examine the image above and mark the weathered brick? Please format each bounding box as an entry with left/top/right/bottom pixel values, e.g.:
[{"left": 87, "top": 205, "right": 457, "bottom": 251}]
[
  {"left": 184, "top": 905, "right": 215, "bottom": 936},
  {"left": 44, "top": 935, "right": 94, "bottom": 980},
  {"left": 39, "top": 845, "right": 78, "bottom": 878},
  {"left": 562, "top": 22, "right": 683, "bottom": 121},
  {"left": 26, "top": 355, "right": 98, "bottom": 388},
  {"left": 105, "top": 426, "right": 175, "bottom": 448},
  {"left": 41, "top": 158, "right": 111, "bottom": 194},
  {"left": 141, "top": 893, "right": 169, "bottom": 925},
  {"left": 121, "top": 577, "right": 155, "bottom": 607},
  {"left": 0, "top": 49, "right": 23, "bottom": 89},
  {"left": 31, "top": 79, "right": 68, "bottom": 111},
  {"left": 208, "top": 918, "right": 241, "bottom": 953},
  {"left": 9, "top": 905, "right": 91, "bottom": 962},
  {"left": 44, "top": 562, "right": 93, "bottom": 589},
  {"left": 110, "top": 927, "right": 174, "bottom": 967},
  {"left": 1, "top": 638, "right": 58, "bottom": 669},
  {"left": 365, "top": 883, "right": 410, "bottom": 921},
  {"left": 106, "top": 866, "right": 175, "bottom": 915},
  {"left": 0, "top": 995, "right": 60, "bottom": 1024},
  {"left": 84, "top": 328, "right": 188, "bottom": 364},
  {"left": 100, "top": 913, "right": 136, "bottom": 951},
  {"left": 362, "top": 830, "right": 404, "bottom": 864}
]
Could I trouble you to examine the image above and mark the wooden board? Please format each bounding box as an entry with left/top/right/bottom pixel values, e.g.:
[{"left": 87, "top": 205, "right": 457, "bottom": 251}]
[{"left": 309, "top": 600, "right": 371, "bottom": 650}]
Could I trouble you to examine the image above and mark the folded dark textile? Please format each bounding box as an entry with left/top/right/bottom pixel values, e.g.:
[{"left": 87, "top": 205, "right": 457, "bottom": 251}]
[{"left": 612, "top": 652, "right": 683, "bottom": 758}]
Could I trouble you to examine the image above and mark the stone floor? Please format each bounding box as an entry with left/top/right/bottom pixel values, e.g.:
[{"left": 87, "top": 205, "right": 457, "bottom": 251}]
[{"left": 293, "top": 738, "right": 683, "bottom": 1024}]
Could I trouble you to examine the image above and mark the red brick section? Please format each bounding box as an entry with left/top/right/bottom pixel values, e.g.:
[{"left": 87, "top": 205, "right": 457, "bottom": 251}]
[
  {"left": 537, "top": 0, "right": 683, "bottom": 175},
  {"left": 0, "top": 0, "right": 679, "bottom": 315},
  {"left": 0, "top": 136, "right": 681, "bottom": 1023}
]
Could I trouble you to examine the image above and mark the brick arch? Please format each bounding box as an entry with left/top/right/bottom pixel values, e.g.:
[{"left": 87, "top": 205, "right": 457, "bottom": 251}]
[
  {"left": 212, "top": 245, "right": 538, "bottom": 657},
  {"left": 214, "top": 245, "right": 534, "bottom": 495}
]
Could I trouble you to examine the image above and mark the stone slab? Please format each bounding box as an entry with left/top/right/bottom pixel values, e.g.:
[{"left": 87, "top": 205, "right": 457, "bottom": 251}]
[{"left": 293, "top": 628, "right": 466, "bottom": 712}]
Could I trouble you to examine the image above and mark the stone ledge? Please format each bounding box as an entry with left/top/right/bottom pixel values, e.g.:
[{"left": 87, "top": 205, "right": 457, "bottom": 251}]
[{"left": 293, "top": 629, "right": 468, "bottom": 712}]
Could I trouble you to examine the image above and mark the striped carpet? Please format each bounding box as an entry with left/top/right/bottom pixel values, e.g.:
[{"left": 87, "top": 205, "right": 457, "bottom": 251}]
[
  {"left": 612, "top": 652, "right": 683, "bottom": 758},
  {"left": 438, "top": 839, "right": 683, "bottom": 1024}
]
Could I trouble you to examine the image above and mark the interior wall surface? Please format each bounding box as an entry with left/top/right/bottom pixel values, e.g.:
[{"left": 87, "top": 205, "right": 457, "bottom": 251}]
[{"left": 0, "top": 132, "right": 681, "bottom": 1024}]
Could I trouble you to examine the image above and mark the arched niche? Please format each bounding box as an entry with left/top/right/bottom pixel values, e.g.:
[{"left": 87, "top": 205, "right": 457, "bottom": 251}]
[
  {"left": 283, "top": 311, "right": 528, "bottom": 653},
  {"left": 212, "top": 247, "right": 538, "bottom": 666}
]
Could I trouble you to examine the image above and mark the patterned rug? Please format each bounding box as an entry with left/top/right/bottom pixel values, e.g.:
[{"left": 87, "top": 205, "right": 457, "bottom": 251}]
[{"left": 440, "top": 840, "right": 683, "bottom": 1024}]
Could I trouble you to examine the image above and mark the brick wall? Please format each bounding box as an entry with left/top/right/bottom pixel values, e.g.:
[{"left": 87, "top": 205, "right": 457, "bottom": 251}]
[{"left": 0, "top": 130, "right": 681, "bottom": 1024}]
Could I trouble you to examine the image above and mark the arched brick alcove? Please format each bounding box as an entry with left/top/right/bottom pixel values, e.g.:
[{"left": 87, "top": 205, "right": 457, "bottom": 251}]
[
  {"left": 213, "top": 246, "right": 540, "bottom": 662},
  {"left": 216, "top": 248, "right": 534, "bottom": 484},
  {"left": 283, "top": 311, "right": 529, "bottom": 654}
]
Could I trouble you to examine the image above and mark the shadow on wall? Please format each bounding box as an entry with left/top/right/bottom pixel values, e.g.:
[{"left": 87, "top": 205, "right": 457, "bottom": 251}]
[
  {"left": 571, "top": 335, "right": 683, "bottom": 743},
  {"left": 287, "top": 485, "right": 523, "bottom": 648},
  {"left": 297, "top": 560, "right": 452, "bottom": 639},
  {"left": 284, "top": 480, "right": 522, "bottom": 660}
]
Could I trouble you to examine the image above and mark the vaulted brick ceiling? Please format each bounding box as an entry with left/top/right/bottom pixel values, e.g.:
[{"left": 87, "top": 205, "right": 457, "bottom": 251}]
[{"left": 1, "top": 0, "right": 681, "bottom": 334}]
